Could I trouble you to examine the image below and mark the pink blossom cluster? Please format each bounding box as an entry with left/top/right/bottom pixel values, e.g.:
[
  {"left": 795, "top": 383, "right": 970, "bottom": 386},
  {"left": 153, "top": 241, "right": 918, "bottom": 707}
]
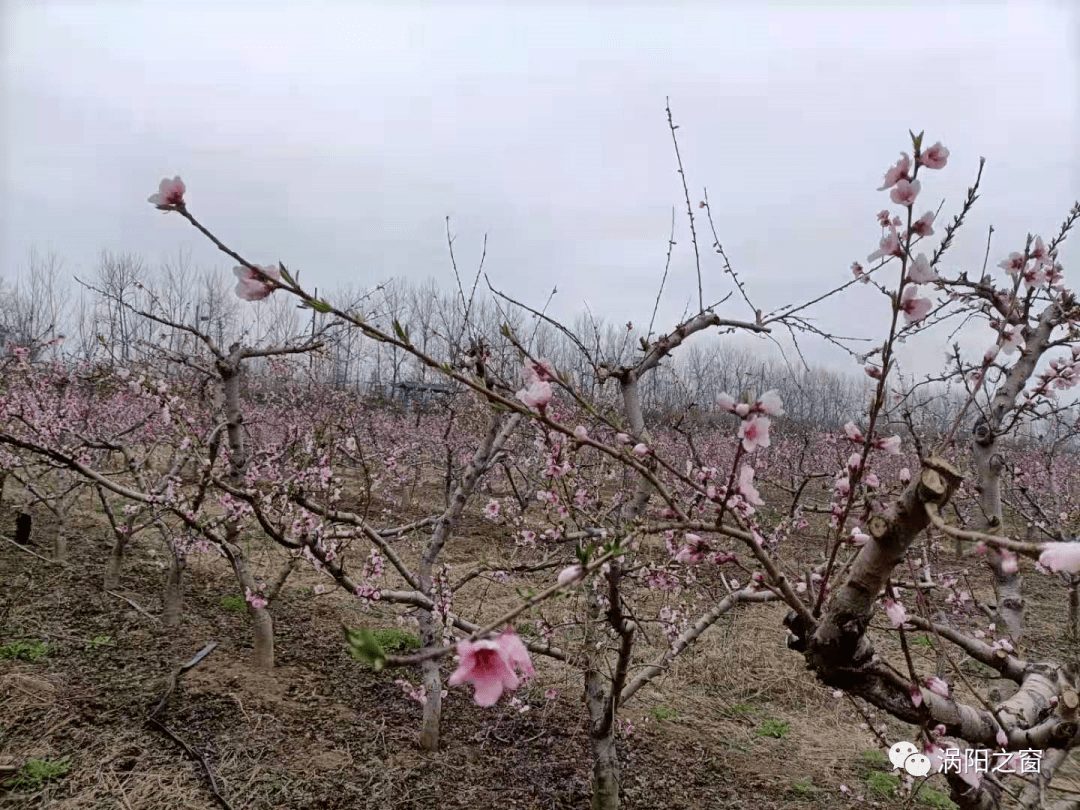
[{"left": 448, "top": 627, "right": 535, "bottom": 707}]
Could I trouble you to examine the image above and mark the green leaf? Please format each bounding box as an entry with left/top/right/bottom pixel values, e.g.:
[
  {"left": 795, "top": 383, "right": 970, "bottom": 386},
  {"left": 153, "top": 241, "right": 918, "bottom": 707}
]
[
  {"left": 343, "top": 626, "right": 388, "bottom": 671},
  {"left": 310, "top": 299, "right": 331, "bottom": 314},
  {"left": 277, "top": 262, "right": 294, "bottom": 285},
  {"left": 500, "top": 323, "right": 512, "bottom": 338},
  {"left": 392, "top": 319, "right": 410, "bottom": 343}
]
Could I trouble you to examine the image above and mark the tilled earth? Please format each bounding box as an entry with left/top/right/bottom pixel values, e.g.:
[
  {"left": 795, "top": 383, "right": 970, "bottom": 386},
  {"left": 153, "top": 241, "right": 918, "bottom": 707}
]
[{"left": 2, "top": 507, "right": 1077, "bottom": 809}]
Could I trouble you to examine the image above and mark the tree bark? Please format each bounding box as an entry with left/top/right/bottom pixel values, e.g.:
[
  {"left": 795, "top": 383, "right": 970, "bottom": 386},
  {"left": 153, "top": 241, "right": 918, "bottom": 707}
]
[
  {"left": 163, "top": 548, "right": 185, "bottom": 627},
  {"left": 103, "top": 533, "right": 129, "bottom": 591},
  {"left": 418, "top": 610, "right": 443, "bottom": 751},
  {"left": 587, "top": 666, "right": 620, "bottom": 810}
]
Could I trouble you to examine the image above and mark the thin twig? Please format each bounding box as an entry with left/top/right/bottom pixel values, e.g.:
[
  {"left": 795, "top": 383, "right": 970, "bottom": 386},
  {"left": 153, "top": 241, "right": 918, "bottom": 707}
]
[
  {"left": 3, "top": 535, "right": 67, "bottom": 566},
  {"left": 106, "top": 590, "right": 159, "bottom": 623}
]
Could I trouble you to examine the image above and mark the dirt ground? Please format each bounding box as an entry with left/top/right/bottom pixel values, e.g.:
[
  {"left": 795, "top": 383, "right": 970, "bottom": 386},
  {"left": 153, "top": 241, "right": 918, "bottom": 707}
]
[{"left": 2, "top": 501, "right": 1077, "bottom": 810}]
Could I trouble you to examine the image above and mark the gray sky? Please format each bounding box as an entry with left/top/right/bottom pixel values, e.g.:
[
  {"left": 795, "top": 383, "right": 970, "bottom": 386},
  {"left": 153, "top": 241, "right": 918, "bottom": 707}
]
[{"left": 2, "top": 1, "right": 1078, "bottom": 376}]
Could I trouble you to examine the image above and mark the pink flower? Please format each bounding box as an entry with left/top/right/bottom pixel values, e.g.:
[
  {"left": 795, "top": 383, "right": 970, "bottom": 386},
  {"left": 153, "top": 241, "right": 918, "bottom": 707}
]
[
  {"left": 525, "top": 358, "right": 557, "bottom": 384},
  {"left": 738, "top": 465, "right": 764, "bottom": 507},
  {"left": 999, "top": 325, "right": 1024, "bottom": 355},
  {"left": 516, "top": 380, "right": 553, "bottom": 413},
  {"left": 998, "top": 252, "right": 1026, "bottom": 276},
  {"left": 868, "top": 224, "right": 903, "bottom": 264},
  {"left": 875, "top": 435, "right": 902, "bottom": 455},
  {"left": 1031, "top": 235, "right": 1047, "bottom": 262},
  {"left": 233, "top": 264, "right": 281, "bottom": 302},
  {"left": 996, "top": 728, "right": 1008, "bottom": 747},
  {"left": 900, "top": 285, "right": 933, "bottom": 323},
  {"left": 919, "top": 141, "right": 949, "bottom": 170},
  {"left": 843, "top": 422, "right": 864, "bottom": 443},
  {"left": 899, "top": 467, "right": 911, "bottom": 484},
  {"left": 148, "top": 176, "right": 186, "bottom": 208},
  {"left": 716, "top": 392, "right": 736, "bottom": 412},
  {"left": 876, "top": 210, "right": 892, "bottom": 227},
  {"left": 497, "top": 626, "right": 535, "bottom": 681},
  {"left": 675, "top": 534, "right": 711, "bottom": 565},
  {"left": 910, "top": 685, "right": 924, "bottom": 708},
  {"left": 573, "top": 425, "right": 589, "bottom": 441},
  {"left": 448, "top": 639, "right": 520, "bottom": 707},
  {"left": 908, "top": 253, "right": 937, "bottom": 284},
  {"left": 884, "top": 599, "right": 907, "bottom": 628},
  {"left": 890, "top": 178, "right": 921, "bottom": 207},
  {"left": 851, "top": 529, "right": 871, "bottom": 546},
  {"left": 910, "top": 211, "right": 936, "bottom": 237},
  {"left": 483, "top": 500, "right": 500, "bottom": 520},
  {"left": 1023, "top": 263, "right": 1047, "bottom": 289},
  {"left": 925, "top": 676, "right": 950, "bottom": 698},
  {"left": 755, "top": 390, "right": 785, "bottom": 417},
  {"left": 999, "top": 549, "right": 1018, "bottom": 574},
  {"left": 557, "top": 564, "right": 584, "bottom": 586},
  {"left": 851, "top": 262, "right": 870, "bottom": 284},
  {"left": 632, "top": 443, "right": 650, "bottom": 458},
  {"left": 245, "top": 587, "right": 268, "bottom": 610},
  {"left": 616, "top": 433, "right": 632, "bottom": 444},
  {"left": 878, "top": 152, "right": 911, "bottom": 190},
  {"left": 738, "top": 416, "right": 771, "bottom": 453},
  {"left": 1039, "top": 542, "right": 1080, "bottom": 573}
]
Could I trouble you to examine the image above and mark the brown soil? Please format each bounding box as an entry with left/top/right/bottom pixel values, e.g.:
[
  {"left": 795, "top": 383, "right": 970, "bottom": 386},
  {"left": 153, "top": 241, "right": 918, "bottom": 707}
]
[{"left": 1, "top": 505, "right": 1077, "bottom": 810}]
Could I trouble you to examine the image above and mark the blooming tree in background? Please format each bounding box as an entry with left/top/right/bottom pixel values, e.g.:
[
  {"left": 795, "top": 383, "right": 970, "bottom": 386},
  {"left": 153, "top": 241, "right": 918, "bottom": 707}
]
[{"left": 3, "top": 113, "right": 1080, "bottom": 810}]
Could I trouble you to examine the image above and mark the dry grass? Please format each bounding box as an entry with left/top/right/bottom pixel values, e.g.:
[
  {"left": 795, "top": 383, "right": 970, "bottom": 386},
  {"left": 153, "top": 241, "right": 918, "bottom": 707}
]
[{"left": 2, "top": 486, "right": 1078, "bottom": 810}]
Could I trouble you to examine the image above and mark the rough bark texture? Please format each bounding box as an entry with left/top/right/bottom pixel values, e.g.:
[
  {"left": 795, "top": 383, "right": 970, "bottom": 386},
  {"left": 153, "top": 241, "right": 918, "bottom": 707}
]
[
  {"left": 587, "top": 664, "right": 620, "bottom": 810},
  {"left": 803, "top": 459, "right": 962, "bottom": 681},
  {"left": 103, "top": 533, "right": 129, "bottom": 591},
  {"left": 163, "top": 548, "right": 185, "bottom": 627},
  {"left": 53, "top": 509, "right": 68, "bottom": 562}
]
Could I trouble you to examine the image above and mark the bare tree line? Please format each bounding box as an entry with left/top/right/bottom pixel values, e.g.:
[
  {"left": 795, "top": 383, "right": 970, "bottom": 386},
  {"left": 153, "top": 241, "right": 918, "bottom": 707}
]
[{"left": 1, "top": 248, "right": 1072, "bottom": 441}]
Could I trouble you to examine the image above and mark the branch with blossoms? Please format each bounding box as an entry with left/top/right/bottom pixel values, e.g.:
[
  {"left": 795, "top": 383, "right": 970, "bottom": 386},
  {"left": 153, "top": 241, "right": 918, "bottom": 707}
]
[{"left": 134, "top": 125, "right": 1080, "bottom": 810}]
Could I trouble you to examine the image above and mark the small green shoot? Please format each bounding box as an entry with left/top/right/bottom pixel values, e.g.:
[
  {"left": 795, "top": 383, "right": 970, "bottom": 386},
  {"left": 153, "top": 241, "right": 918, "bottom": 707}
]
[
  {"left": 0, "top": 639, "right": 48, "bottom": 661},
  {"left": 3, "top": 757, "right": 71, "bottom": 791},
  {"left": 755, "top": 718, "right": 790, "bottom": 739}
]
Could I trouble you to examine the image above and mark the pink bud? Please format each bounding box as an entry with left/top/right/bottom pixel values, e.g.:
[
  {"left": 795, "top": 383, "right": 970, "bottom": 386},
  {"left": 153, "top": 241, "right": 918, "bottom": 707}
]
[
  {"left": 557, "top": 564, "right": 583, "bottom": 586},
  {"left": 884, "top": 599, "right": 907, "bottom": 628},
  {"left": 148, "top": 175, "right": 186, "bottom": 208},
  {"left": 924, "top": 677, "right": 949, "bottom": 698}
]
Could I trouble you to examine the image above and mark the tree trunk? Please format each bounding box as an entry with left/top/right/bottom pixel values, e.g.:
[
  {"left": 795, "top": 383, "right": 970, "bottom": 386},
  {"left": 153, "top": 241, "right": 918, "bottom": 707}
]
[
  {"left": 418, "top": 608, "right": 443, "bottom": 751},
  {"left": 163, "top": 549, "right": 185, "bottom": 627},
  {"left": 587, "top": 668, "right": 620, "bottom": 810},
  {"left": 104, "top": 533, "right": 129, "bottom": 591},
  {"left": 249, "top": 606, "right": 274, "bottom": 671},
  {"left": 971, "top": 433, "right": 1022, "bottom": 702},
  {"left": 53, "top": 510, "right": 68, "bottom": 561},
  {"left": 971, "top": 434, "right": 1024, "bottom": 641}
]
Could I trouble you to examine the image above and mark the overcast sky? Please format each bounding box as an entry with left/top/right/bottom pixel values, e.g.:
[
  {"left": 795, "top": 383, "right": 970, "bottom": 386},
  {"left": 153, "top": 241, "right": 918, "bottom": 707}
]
[{"left": 2, "top": 1, "right": 1078, "bottom": 377}]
